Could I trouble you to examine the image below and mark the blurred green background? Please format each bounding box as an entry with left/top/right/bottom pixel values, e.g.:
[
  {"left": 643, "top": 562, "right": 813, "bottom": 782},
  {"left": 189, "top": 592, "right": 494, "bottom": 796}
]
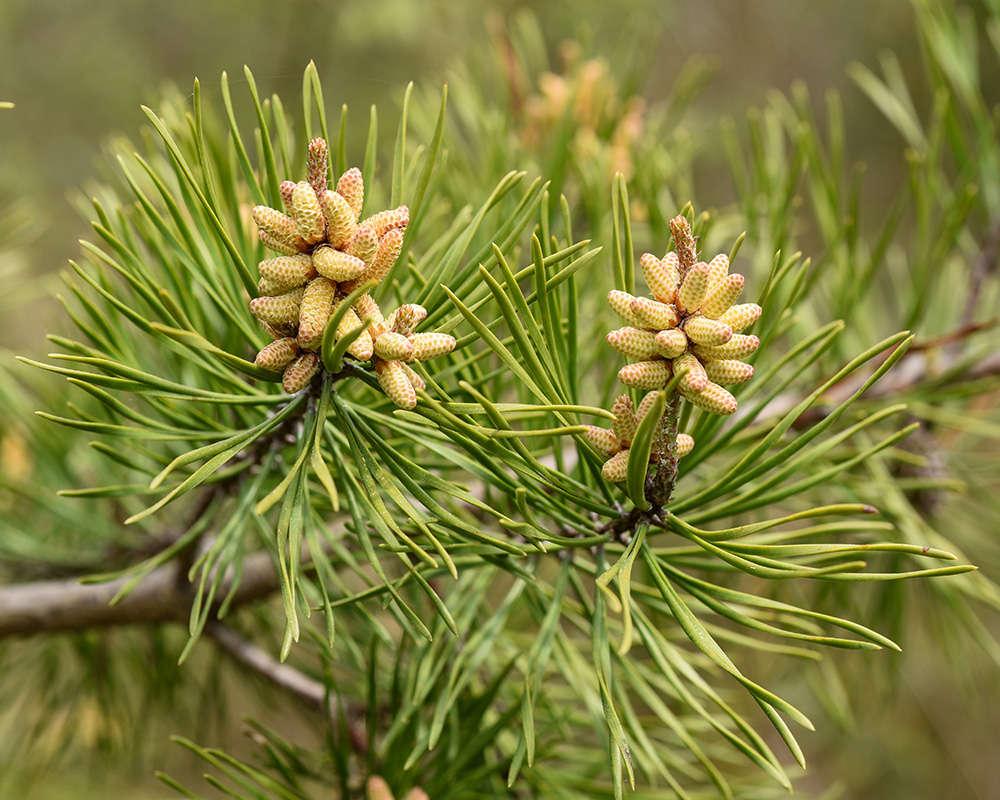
[
  {"left": 0, "top": 0, "right": 921, "bottom": 352},
  {"left": 1, "top": 1, "right": 998, "bottom": 798}
]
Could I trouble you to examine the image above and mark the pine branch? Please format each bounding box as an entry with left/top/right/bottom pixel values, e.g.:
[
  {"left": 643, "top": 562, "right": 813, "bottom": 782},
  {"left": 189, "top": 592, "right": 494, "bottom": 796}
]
[
  {"left": 761, "top": 348, "right": 1000, "bottom": 431},
  {"left": 206, "top": 622, "right": 368, "bottom": 754},
  {"left": 0, "top": 546, "right": 290, "bottom": 637}
]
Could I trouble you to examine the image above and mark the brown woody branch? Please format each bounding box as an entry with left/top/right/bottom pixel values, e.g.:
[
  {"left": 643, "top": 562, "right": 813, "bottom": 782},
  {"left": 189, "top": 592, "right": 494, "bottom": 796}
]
[
  {"left": 0, "top": 547, "right": 287, "bottom": 637},
  {"left": 758, "top": 345, "right": 1000, "bottom": 431},
  {"left": 206, "top": 622, "right": 368, "bottom": 754}
]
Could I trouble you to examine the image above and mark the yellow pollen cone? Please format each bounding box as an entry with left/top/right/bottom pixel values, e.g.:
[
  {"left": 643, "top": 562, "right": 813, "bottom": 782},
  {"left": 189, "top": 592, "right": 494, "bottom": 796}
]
[
  {"left": 343, "top": 228, "right": 404, "bottom": 292},
  {"left": 377, "top": 360, "right": 417, "bottom": 409},
  {"left": 253, "top": 206, "right": 309, "bottom": 253},
  {"left": 607, "top": 290, "right": 642, "bottom": 326},
  {"left": 313, "top": 246, "right": 366, "bottom": 281},
  {"left": 654, "top": 328, "right": 687, "bottom": 358},
  {"left": 374, "top": 331, "right": 414, "bottom": 362},
  {"left": 585, "top": 425, "right": 620, "bottom": 457},
  {"left": 611, "top": 395, "right": 638, "bottom": 448},
  {"left": 601, "top": 449, "right": 631, "bottom": 482},
  {"left": 640, "top": 252, "right": 680, "bottom": 305},
  {"left": 630, "top": 296, "right": 681, "bottom": 330},
  {"left": 703, "top": 359, "right": 754, "bottom": 385},
  {"left": 706, "top": 253, "right": 729, "bottom": 288},
  {"left": 282, "top": 352, "right": 320, "bottom": 393},
  {"left": 409, "top": 332, "right": 456, "bottom": 361},
  {"left": 334, "top": 304, "right": 374, "bottom": 360},
  {"left": 401, "top": 362, "right": 426, "bottom": 391},
  {"left": 297, "top": 277, "right": 336, "bottom": 352},
  {"left": 676, "top": 261, "right": 711, "bottom": 313},
  {"left": 258, "top": 318, "right": 292, "bottom": 340},
  {"left": 683, "top": 316, "right": 734, "bottom": 346},
  {"left": 618, "top": 359, "right": 671, "bottom": 390},
  {"left": 258, "top": 254, "right": 316, "bottom": 293},
  {"left": 290, "top": 181, "right": 327, "bottom": 244},
  {"left": 319, "top": 190, "right": 357, "bottom": 249},
  {"left": 353, "top": 294, "right": 384, "bottom": 326},
  {"left": 636, "top": 391, "right": 661, "bottom": 422},
  {"left": 259, "top": 229, "right": 306, "bottom": 256},
  {"left": 701, "top": 273, "right": 745, "bottom": 319},
  {"left": 249, "top": 287, "right": 306, "bottom": 326},
  {"left": 679, "top": 381, "right": 738, "bottom": 415},
  {"left": 674, "top": 352, "right": 708, "bottom": 392},
  {"left": 254, "top": 338, "right": 299, "bottom": 371},
  {"left": 718, "top": 303, "right": 762, "bottom": 332},
  {"left": 606, "top": 327, "right": 658, "bottom": 360},
  {"left": 692, "top": 333, "right": 759, "bottom": 361}
]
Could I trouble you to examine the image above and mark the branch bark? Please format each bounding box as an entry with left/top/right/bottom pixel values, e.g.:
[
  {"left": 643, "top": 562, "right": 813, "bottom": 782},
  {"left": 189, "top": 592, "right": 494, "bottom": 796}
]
[
  {"left": 753, "top": 349, "right": 1000, "bottom": 431},
  {"left": 0, "top": 547, "right": 285, "bottom": 637},
  {"left": 206, "top": 622, "right": 368, "bottom": 754}
]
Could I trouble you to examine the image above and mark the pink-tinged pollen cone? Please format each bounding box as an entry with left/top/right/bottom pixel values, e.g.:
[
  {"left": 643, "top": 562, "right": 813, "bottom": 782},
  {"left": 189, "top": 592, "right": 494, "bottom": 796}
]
[
  {"left": 673, "top": 352, "right": 708, "bottom": 392},
  {"left": 345, "top": 225, "right": 379, "bottom": 265},
  {"left": 254, "top": 338, "right": 299, "bottom": 371},
  {"left": 606, "top": 327, "right": 658, "bottom": 360},
  {"left": 282, "top": 352, "right": 320, "bottom": 393},
  {"left": 336, "top": 167, "right": 365, "bottom": 221},
  {"left": 654, "top": 328, "right": 688, "bottom": 358}
]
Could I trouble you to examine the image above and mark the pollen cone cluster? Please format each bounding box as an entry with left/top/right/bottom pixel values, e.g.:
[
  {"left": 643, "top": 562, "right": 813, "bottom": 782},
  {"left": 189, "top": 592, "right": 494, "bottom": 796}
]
[
  {"left": 606, "top": 215, "right": 761, "bottom": 415},
  {"left": 585, "top": 393, "right": 694, "bottom": 482},
  {"left": 247, "top": 137, "right": 412, "bottom": 393},
  {"left": 369, "top": 303, "right": 456, "bottom": 410}
]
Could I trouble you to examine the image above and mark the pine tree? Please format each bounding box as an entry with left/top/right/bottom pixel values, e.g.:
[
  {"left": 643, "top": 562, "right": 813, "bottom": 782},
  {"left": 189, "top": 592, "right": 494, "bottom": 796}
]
[{"left": 2, "top": 6, "right": 1000, "bottom": 798}]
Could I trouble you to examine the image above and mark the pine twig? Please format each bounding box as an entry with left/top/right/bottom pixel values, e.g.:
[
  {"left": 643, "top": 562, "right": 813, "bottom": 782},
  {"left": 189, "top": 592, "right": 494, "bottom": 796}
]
[
  {"left": 0, "top": 546, "right": 294, "bottom": 637},
  {"left": 206, "top": 622, "right": 368, "bottom": 754}
]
